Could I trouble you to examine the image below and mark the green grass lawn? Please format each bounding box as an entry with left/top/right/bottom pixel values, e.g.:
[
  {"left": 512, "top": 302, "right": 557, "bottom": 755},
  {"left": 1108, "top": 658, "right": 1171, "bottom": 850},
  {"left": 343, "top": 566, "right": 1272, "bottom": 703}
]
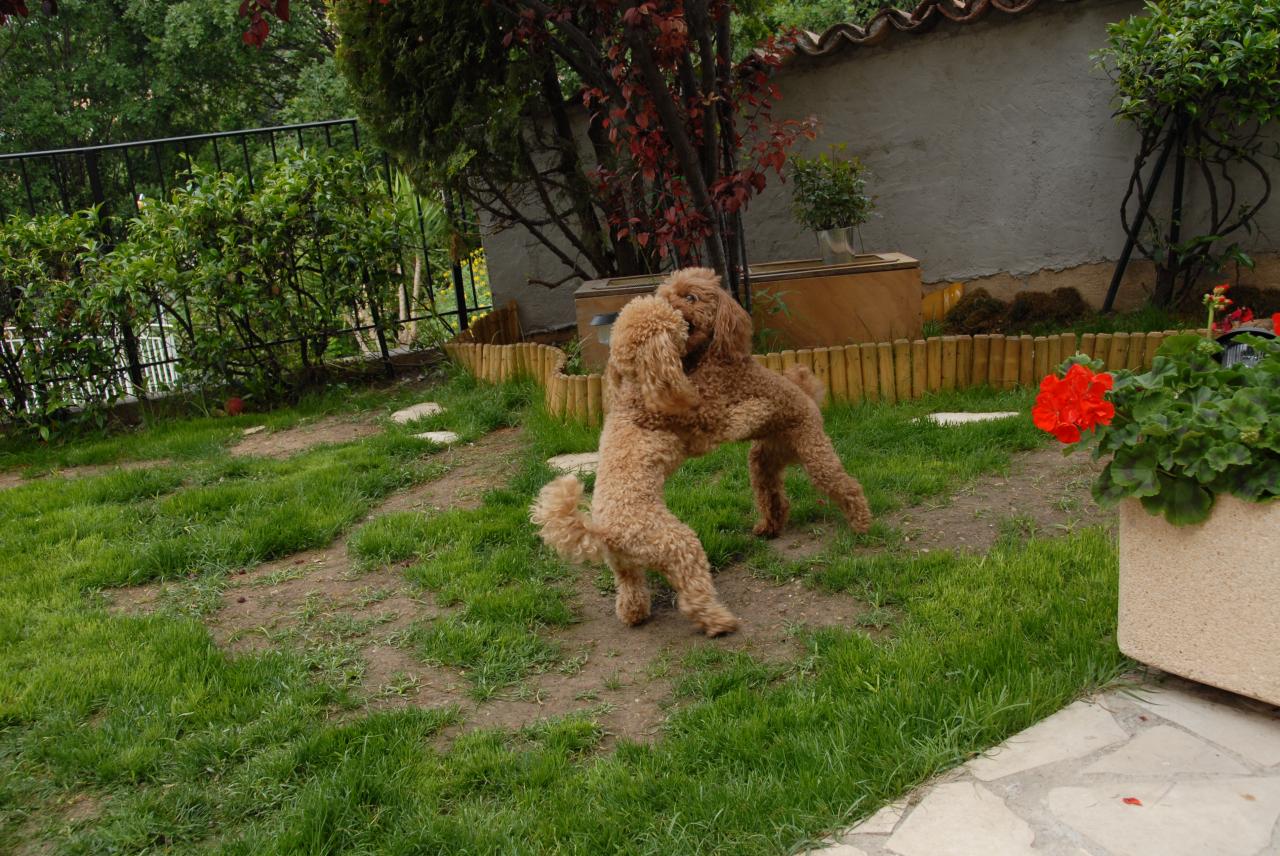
[{"left": 0, "top": 372, "right": 1127, "bottom": 855}]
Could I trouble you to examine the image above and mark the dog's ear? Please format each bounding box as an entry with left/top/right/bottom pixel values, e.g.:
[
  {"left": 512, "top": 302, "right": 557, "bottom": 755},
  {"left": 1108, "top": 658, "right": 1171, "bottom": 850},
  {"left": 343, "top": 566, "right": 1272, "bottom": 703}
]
[
  {"left": 709, "top": 288, "right": 754, "bottom": 360},
  {"left": 633, "top": 329, "right": 698, "bottom": 414},
  {"left": 607, "top": 297, "right": 698, "bottom": 415}
]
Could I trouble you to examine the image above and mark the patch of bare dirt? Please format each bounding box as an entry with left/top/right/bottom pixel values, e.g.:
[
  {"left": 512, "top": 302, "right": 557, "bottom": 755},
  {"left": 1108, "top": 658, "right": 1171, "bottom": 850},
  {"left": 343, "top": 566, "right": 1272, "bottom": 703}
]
[
  {"left": 890, "top": 445, "right": 1111, "bottom": 554},
  {"left": 229, "top": 414, "right": 382, "bottom": 459},
  {"left": 0, "top": 458, "right": 170, "bottom": 491},
  {"left": 768, "top": 445, "right": 1111, "bottom": 562},
  {"left": 105, "top": 441, "right": 1114, "bottom": 750},
  {"left": 106, "top": 424, "right": 876, "bottom": 748},
  {"left": 111, "top": 418, "right": 869, "bottom": 748},
  {"left": 110, "top": 429, "right": 526, "bottom": 708},
  {"left": 440, "top": 566, "right": 867, "bottom": 747},
  {"left": 12, "top": 793, "right": 102, "bottom": 856}
]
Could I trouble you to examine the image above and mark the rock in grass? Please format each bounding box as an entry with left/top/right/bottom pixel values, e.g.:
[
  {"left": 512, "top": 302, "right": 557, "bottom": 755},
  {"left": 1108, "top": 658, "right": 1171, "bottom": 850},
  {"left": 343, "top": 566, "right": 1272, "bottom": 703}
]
[
  {"left": 390, "top": 402, "right": 444, "bottom": 424},
  {"left": 414, "top": 431, "right": 460, "bottom": 446},
  {"left": 546, "top": 452, "right": 600, "bottom": 475},
  {"left": 922, "top": 412, "right": 1020, "bottom": 427}
]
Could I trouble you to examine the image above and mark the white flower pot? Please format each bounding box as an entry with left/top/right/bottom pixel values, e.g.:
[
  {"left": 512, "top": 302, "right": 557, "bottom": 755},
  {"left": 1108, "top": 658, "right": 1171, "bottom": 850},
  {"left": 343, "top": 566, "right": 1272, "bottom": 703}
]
[
  {"left": 816, "top": 227, "right": 858, "bottom": 265},
  {"left": 1118, "top": 495, "right": 1280, "bottom": 705}
]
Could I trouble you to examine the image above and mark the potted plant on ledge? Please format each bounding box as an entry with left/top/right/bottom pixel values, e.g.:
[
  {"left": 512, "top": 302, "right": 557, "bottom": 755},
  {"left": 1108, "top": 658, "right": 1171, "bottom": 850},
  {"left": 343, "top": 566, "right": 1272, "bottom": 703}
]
[
  {"left": 1034, "top": 297, "right": 1280, "bottom": 704},
  {"left": 790, "top": 145, "right": 875, "bottom": 265}
]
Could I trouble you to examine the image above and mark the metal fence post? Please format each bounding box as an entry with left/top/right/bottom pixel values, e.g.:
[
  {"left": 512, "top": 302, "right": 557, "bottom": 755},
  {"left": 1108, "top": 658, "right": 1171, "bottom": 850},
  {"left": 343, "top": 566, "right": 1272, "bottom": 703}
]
[
  {"left": 443, "top": 188, "right": 469, "bottom": 331},
  {"left": 86, "top": 149, "right": 147, "bottom": 393}
]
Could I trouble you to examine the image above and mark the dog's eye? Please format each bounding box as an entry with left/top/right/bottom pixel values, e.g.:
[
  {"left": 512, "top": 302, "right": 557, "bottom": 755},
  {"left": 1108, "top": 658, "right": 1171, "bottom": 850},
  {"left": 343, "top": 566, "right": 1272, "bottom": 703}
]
[{"left": 685, "top": 294, "right": 698, "bottom": 303}]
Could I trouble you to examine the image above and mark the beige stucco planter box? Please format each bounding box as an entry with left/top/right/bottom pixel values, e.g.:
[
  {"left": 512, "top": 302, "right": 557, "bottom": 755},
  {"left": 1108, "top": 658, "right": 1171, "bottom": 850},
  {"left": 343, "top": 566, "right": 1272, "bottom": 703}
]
[
  {"left": 572, "top": 254, "right": 923, "bottom": 372},
  {"left": 1118, "top": 496, "right": 1280, "bottom": 705}
]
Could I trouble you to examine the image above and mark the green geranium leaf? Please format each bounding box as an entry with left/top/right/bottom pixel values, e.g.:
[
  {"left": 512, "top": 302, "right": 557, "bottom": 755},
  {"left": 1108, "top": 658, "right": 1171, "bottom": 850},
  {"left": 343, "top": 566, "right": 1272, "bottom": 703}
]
[
  {"left": 1223, "top": 389, "right": 1268, "bottom": 429},
  {"left": 1092, "top": 463, "right": 1130, "bottom": 507},
  {"left": 1141, "top": 473, "right": 1215, "bottom": 526},
  {"left": 1203, "top": 442, "right": 1251, "bottom": 474},
  {"left": 1132, "top": 358, "right": 1178, "bottom": 389},
  {"left": 1156, "top": 333, "right": 1210, "bottom": 359},
  {"left": 1109, "top": 447, "right": 1161, "bottom": 497},
  {"left": 1220, "top": 463, "right": 1280, "bottom": 501}
]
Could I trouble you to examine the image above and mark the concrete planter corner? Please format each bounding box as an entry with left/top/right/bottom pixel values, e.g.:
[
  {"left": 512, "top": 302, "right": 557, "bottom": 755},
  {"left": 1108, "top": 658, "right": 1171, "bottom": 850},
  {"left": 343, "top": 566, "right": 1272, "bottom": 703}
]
[{"left": 1118, "top": 495, "right": 1280, "bottom": 706}]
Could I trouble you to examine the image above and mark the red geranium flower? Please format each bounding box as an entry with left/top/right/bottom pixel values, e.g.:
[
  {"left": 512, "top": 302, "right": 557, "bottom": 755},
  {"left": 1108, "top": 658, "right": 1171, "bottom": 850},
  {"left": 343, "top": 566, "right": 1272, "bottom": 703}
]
[
  {"left": 1273, "top": 312, "right": 1279, "bottom": 334},
  {"left": 1033, "top": 364, "right": 1115, "bottom": 444},
  {"left": 1214, "top": 306, "right": 1254, "bottom": 333}
]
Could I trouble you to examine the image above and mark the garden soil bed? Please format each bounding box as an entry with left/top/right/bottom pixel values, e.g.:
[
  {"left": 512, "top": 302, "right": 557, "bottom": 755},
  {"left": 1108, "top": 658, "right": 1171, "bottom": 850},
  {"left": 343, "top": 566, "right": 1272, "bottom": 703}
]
[
  {"left": 770, "top": 444, "right": 1110, "bottom": 562},
  {"left": 229, "top": 414, "right": 383, "bottom": 458},
  {"left": 0, "top": 458, "right": 172, "bottom": 491}
]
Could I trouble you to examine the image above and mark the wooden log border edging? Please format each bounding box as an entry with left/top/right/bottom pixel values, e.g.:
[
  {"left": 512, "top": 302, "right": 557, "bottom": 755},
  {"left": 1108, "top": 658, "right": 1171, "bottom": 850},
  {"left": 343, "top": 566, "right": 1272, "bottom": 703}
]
[{"left": 443, "top": 329, "right": 1189, "bottom": 426}]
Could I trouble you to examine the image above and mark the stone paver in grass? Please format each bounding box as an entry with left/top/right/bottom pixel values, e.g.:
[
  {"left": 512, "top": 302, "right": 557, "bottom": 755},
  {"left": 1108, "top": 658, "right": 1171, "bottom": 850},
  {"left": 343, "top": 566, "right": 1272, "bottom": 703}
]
[
  {"left": 546, "top": 452, "right": 600, "bottom": 475},
  {"left": 812, "top": 676, "right": 1280, "bottom": 856},
  {"left": 922, "top": 411, "right": 1021, "bottom": 426},
  {"left": 413, "top": 431, "right": 460, "bottom": 446},
  {"left": 390, "top": 402, "right": 443, "bottom": 424}
]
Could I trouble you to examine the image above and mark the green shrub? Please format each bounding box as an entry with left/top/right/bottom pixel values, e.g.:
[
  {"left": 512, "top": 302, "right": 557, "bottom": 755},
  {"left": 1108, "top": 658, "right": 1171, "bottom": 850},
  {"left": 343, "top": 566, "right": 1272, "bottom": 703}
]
[
  {"left": 0, "top": 210, "right": 124, "bottom": 435},
  {"left": 109, "top": 149, "right": 406, "bottom": 400},
  {"left": 1096, "top": 0, "right": 1280, "bottom": 305},
  {"left": 1, "top": 149, "right": 445, "bottom": 437}
]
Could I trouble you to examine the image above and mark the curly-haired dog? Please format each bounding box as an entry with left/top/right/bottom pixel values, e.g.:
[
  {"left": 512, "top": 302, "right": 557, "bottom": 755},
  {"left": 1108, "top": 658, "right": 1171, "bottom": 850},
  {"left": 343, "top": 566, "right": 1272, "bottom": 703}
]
[{"left": 532, "top": 267, "right": 872, "bottom": 636}]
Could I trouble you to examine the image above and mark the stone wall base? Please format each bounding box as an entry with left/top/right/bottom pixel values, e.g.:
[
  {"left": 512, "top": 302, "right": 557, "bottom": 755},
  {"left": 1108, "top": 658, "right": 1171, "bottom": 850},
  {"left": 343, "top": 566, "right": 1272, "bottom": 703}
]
[{"left": 929, "top": 253, "right": 1280, "bottom": 311}]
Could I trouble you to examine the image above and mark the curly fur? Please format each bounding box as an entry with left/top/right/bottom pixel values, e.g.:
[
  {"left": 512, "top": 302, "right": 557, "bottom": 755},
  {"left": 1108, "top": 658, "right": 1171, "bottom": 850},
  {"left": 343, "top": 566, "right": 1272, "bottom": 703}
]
[
  {"left": 532, "top": 269, "right": 872, "bottom": 637},
  {"left": 529, "top": 475, "right": 605, "bottom": 565}
]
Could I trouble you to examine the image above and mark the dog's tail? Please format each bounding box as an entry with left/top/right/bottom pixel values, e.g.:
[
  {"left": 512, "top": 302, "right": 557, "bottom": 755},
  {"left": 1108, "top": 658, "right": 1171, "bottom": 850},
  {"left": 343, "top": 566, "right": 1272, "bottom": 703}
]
[
  {"left": 784, "top": 364, "right": 826, "bottom": 406},
  {"left": 530, "top": 475, "right": 607, "bottom": 565}
]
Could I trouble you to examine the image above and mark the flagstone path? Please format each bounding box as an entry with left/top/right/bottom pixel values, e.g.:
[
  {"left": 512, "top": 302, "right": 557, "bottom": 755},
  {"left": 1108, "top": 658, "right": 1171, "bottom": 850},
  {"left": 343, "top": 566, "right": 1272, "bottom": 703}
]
[{"left": 810, "top": 675, "right": 1280, "bottom": 856}]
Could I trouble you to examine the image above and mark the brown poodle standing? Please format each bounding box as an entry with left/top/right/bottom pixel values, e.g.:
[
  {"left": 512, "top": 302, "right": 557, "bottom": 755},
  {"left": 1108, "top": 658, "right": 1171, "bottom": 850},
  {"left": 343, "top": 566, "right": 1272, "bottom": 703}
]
[{"left": 533, "top": 268, "right": 871, "bottom": 636}]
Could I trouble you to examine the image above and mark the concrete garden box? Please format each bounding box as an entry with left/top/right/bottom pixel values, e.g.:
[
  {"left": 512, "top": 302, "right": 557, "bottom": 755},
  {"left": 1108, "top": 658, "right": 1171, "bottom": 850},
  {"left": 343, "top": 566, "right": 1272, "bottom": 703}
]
[
  {"left": 573, "top": 254, "right": 922, "bottom": 371},
  {"left": 1118, "top": 496, "right": 1280, "bottom": 706}
]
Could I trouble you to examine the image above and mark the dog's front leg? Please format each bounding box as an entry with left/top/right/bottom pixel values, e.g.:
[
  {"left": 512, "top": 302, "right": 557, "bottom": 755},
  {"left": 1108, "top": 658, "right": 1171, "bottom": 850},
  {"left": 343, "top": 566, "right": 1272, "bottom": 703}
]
[{"left": 606, "top": 552, "right": 651, "bottom": 626}]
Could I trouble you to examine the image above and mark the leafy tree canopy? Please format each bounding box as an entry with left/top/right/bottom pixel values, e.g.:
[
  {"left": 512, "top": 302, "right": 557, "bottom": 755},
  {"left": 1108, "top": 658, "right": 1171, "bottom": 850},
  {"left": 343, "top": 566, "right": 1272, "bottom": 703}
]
[{"left": 0, "top": 0, "right": 347, "bottom": 154}]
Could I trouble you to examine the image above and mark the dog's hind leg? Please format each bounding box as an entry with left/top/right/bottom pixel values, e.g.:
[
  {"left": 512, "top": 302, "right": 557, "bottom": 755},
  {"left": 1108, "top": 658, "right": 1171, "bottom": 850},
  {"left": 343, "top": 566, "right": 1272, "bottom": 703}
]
[
  {"left": 607, "top": 552, "right": 651, "bottom": 626},
  {"left": 607, "top": 508, "right": 739, "bottom": 637},
  {"left": 661, "top": 534, "right": 739, "bottom": 637},
  {"left": 749, "top": 437, "right": 795, "bottom": 538},
  {"left": 788, "top": 419, "right": 872, "bottom": 534}
]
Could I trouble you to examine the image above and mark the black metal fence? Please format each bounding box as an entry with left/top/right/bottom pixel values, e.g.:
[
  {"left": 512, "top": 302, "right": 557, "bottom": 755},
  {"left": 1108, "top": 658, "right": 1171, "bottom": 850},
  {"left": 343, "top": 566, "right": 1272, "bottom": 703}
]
[{"left": 0, "top": 119, "right": 488, "bottom": 405}]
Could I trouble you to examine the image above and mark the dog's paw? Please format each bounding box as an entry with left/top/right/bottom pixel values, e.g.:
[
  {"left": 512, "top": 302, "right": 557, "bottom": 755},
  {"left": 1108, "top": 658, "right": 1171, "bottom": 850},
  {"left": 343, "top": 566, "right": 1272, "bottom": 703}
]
[
  {"left": 700, "top": 608, "right": 740, "bottom": 638},
  {"left": 615, "top": 592, "right": 652, "bottom": 626},
  {"left": 616, "top": 606, "right": 651, "bottom": 627},
  {"left": 752, "top": 520, "right": 783, "bottom": 539}
]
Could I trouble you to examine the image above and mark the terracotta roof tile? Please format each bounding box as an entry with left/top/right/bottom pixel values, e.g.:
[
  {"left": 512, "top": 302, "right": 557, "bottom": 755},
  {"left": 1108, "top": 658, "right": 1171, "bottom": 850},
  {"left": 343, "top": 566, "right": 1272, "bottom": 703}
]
[{"left": 792, "top": 0, "right": 1084, "bottom": 57}]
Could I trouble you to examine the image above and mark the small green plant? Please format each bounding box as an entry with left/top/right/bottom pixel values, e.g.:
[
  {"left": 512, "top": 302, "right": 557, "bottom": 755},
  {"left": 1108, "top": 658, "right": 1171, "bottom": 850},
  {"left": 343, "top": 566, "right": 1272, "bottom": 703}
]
[
  {"left": 789, "top": 145, "right": 874, "bottom": 233},
  {"left": 560, "top": 337, "right": 586, "bottom": 375},
  {"left": 751, "top": 289, "right": 794, "bottom": 353}
]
